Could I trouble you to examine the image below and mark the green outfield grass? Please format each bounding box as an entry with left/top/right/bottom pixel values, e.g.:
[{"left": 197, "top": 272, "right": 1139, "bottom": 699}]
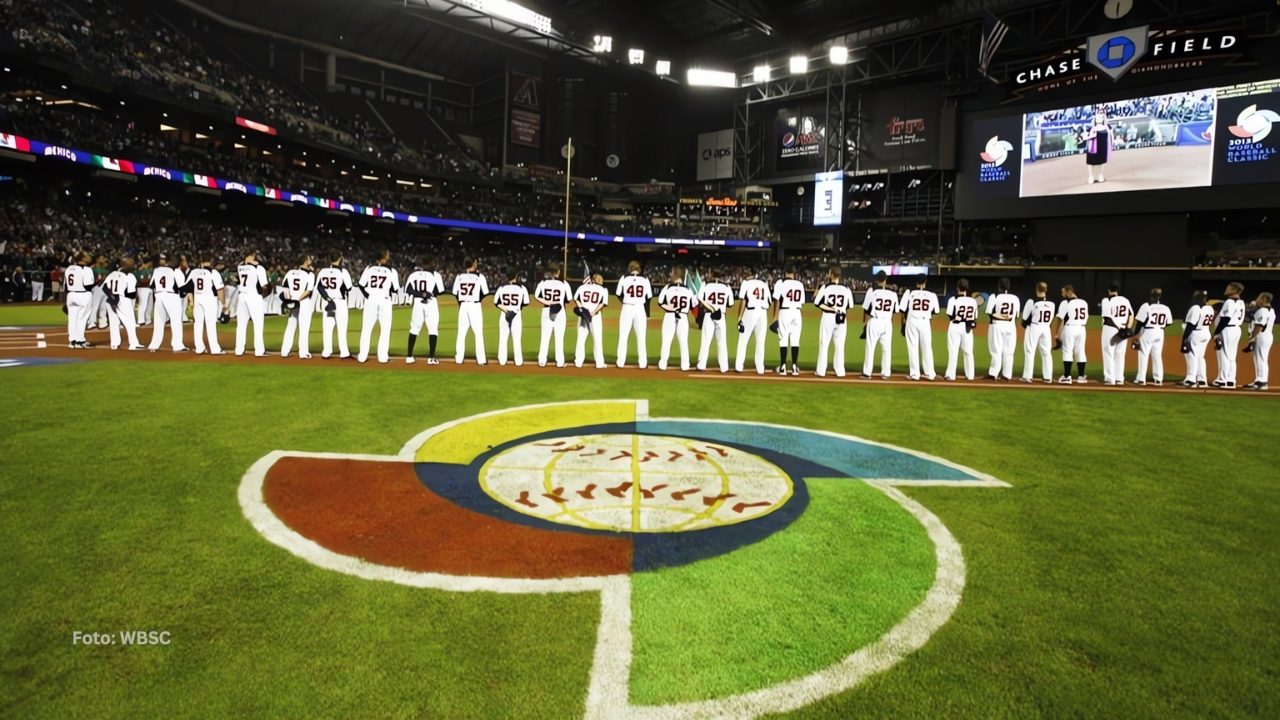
[
  {"left": 3, "top": 301, "right": 1190, "bottom": 381},
  {"left": 1, "top": 358, "right": 1276, "bottom": 719}
]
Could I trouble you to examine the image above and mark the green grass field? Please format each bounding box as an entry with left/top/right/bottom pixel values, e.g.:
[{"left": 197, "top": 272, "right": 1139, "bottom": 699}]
[
  {"left": 1, "top": 304, "right": 1277, "bottom": 719},
  {"left": 4, "top": 300, "right": 1198, "bottom": 382}
]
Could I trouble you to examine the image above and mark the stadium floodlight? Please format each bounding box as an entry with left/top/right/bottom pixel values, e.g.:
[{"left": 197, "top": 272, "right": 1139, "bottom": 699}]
[
  {"left": 628, "top": 49, "right": 645, "bottom": 65},
  {"left": 592, "top": 35, "right": 613, "bottom": 53},
  {"left": 829, "top": 45, "right": 849, "bottom": 65},
  {"left": 686, "top": 68, "right": 738, "bottom": 88},
  {"left": 752, "top": 65, "right": 771, "bottom": 83},
  {"left": 789, "top": 55, "right": 808, "bottom": 74},
  {"left": 458, "top": 0, "right": 552, "bottom": 34},
  {"left": 655, "top": 60, "right": 671, "bottom": 76}
]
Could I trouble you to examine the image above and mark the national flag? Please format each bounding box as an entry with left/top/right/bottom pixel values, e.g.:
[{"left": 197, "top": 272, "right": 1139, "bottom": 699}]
[
  {"left": 0, "top": 133, "right": 31, "bottom": 152},
  {"left": 686, "top": 268, "right": 704, "bottom": 325},
  {"left": 979, "top": 12, "right": 1009, "bottom": 80},
  {"left": 193, "top": 174, "right": 218, "bottom": 188}
]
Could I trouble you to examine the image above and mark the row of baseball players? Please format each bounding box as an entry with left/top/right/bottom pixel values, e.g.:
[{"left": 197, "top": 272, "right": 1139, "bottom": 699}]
[{"left": 60, "top": 251, "right": 1274, "bottom": 389}]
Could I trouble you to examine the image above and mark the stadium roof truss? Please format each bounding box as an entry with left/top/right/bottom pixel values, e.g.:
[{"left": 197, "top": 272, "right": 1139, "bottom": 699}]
[{"left": 400, "top": 0, "right": 599, "bottom": 60}]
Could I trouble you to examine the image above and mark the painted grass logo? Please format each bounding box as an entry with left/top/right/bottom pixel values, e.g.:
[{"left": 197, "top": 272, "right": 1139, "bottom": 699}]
[{"left": 240, "top": 400, "right": 1008, "bottom": 718}]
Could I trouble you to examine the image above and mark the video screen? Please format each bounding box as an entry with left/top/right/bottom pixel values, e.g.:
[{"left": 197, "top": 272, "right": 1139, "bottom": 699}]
[
  {"left": 812, "top": 171, "right": 843, "bottom": 226},
  {"left": 872, "top": 265, "right": 929, "bottom": 276},
  {"left": 1020, "top": 89, "right": 1216, "bottom": 197}
]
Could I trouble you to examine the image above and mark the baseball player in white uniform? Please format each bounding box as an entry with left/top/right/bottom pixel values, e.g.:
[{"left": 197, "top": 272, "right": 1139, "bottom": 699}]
[
  {"left": 453, "top": 257, "right": 489, "bottom": 365},
  {"left": 1021, "top": 282, "right": 1056, "bottom": 383},
  {"left": 534, "top": 263, "right": 573, "bottom": 368},
  {"left": 63, "top": 253, "right": 96, "bottom": 347},
  {"left": 944, "top": 279, "right": 978, "bottom": 381},
  {"left": 357, "top": 251, "right": 401, "bottom": 364},
  {"left": 235, "top": 252, "right": 271, "bottom": 357},
  {"left": 1179, "top": 291, "right": 1213, "bottom": 388},
  {"left": 403, "top": 260, "right": 445, "bottom": 364},
  {"left": 985, "top": 278, "right": 1020, "bottom": 381},
  {"left": 615, "top": 261, "right": 653, "bottom": 369},
  {"left": 734, "top": 270, "right": 771, "bottom": 374},
  {"left": 494, "top": 271, "right": 531, "bottom": 367},
  {"left": 696, "top": 270, "right": 734, "bottom": 373},
  {"left": 147, "top": 253, "right": 187, "bottom": 353},
  {"left": 315, "top": 253, "right": 354, "bottom": 359},
  {"left": 1243, "top": 292, "right": 1274, "bottom": 391},
  {"left": 1212, "top": 282, "right": 1247, "bottom": 388},
  {"left": 186, "top": 257, "right": 225, "bottom": 354},
  {"left": 771, "top": 267, "right": 805, "bottom": 376},
  {"left": 1054, "top": 285, "right": 1089, "bottom": 384},
  {"left": 573, "top": 274, "right": 609, "bottom": 369},
  {"left": 1132, "top": 288, "right": 1172, "bottom": 386},
  {"left": 657, "top": 267, "right": 696, "bottom": 372},
  {"left": 861, "top": 272, "right": 898, "bottom": 379},
  {"left": 813, "top": 266, "right": 853, "bottom": 378},
  {"left": 1099, "top": 285, "right": 1133, "bottom": 386},
  {"left": 279, "top": 257, "right": 317, "bottom": 359},
  {"left": 900, "top": 276, "right": 939, "bottom": 381},
  {"left": 102, "top": 256, "right": 143, "bottom": 351}
]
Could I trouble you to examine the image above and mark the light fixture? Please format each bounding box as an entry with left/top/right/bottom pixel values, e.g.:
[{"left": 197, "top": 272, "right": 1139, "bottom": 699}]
[
  {"left": 752, "top": 65, "right": 771, "bottom": 83},
  {"left": 592, "top": 35, "right": 613, "bottom": 53},
  {"left": 457, "top": 0, "right": 552, "bottom": 34},
  {"left": 686, "top": 68, "right": 737, "bottom": 88},
  {"left": 655, "top": 60, "right": 671, "bottom": 76},
  {"left": 789, "top": 55, "right": 808, "bottom": 74},
  {"left": 829, "top": 45, "right": 848, "bottom": 65},
  {"left": 628, "top": 48, "right": 645, "bottom": 65}
]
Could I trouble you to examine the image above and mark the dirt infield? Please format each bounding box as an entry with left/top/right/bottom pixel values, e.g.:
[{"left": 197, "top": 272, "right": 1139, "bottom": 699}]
[
  {"left": 263, "top": 455, "right": 632, "bottom": 578},
  {"left": 1021, "top": 145, "right": 1212, "bottom": 197},
  {"left": 8, "top": 323, "right": 1272, "bottom": 399}
]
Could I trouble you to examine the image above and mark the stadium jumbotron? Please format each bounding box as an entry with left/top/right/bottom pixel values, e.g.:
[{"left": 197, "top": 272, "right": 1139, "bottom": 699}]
[{"left": 2, "top": 0, "right": 1278, "bottom": 717}]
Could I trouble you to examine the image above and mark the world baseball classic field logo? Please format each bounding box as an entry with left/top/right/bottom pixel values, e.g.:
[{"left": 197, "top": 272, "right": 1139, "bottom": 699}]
[{"left": 240, "top": 400, "right": 1008, "bottom": 718}]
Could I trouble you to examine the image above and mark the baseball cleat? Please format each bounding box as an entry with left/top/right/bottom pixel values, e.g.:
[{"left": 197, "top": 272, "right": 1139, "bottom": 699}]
[
  {"left": 174, "top": 348, "right": 188, "bottom": 353},
  {"left": 860, "top": 373, "right": 873, "bottom": 380},
  {"left": 1134, "top": 381, "right": 1145, "bottom": 386},
  {"left": 428, "top": 357, "right": 439, "bottom": 365},
  {"left": 210, "top": 350, "right": 226, "bottom": 355},
  {"left": 405, "top": 357, "right": 416, "bottom": 364},
  {"left": 128, "top": 345, "right": 145, "bottom": 351},
  {"left": 1152, "top": 381, "right": 1162, "bottom": 387},
  {"left": 1225, "top": 382, "right": 1236, "bottom": 389},
  {"left": 776, "top": 365, "right": 786, "bottom": 375},
  {"left": 1180, "top": 380, "right": 1195, "bottom": 387},
  {"left": 299, "top": 354, "right": 311, "bottom": 359},
  {"left": 790, "top": 365, "right": 800, "bottom": 376},
  {"left": 1254, "top": 384, "right": 1268, "bottom": 391},
  {"left": 1212, "top": 380, "right": 1225, "bottom": 388},
  {"left": 1019, "top": 378, "right": 1032, "bottom": 384},
  {"left": 1075, "top": 377, "right": 1087, "bottom": 384},
  {"left": 814, "top": 371, "right": 826, "bottom": 378},
  {"left": 1196, "top": 381, "right": 1208, "bottom": 388},
  {"left": 321, "top": 353, "right": 331, "bottom": 359},
  {"left": 657, "top": 364, "right": 667, "bottom": 371},
  {"left": 1057, "top": 376, "right": 1073, "bottom": 384}
]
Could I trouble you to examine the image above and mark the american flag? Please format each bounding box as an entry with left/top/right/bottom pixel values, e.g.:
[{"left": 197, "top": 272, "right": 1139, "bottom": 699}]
[{"left": 979, "top": 11, "right": 1009, "bottom": 80}]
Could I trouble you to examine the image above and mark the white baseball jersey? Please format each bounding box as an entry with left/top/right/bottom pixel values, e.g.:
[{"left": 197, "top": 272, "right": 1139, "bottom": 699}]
[
  {"left": 359, "top": 264, "right": 400, "bottom": 300},
  {"left": 237, "top": 263, "right": 270, "bottom": 295},
  {"left": 574, "top": 282, "right": 609, "bottom": 314},
  {"left": 281, "top": 268, "right": 316, "bottom": 298},
  {"left": 814, "top": 283, "right": 854, "bottom": 312},
  {"left": 657, "top": 284, "right": 697, "bottom": 314},
  {"left": 315, "top": 266, "right": 353, "bottom": 300},
  {"left": 986, "top": 292, "right": 1021, "bottom": 322},
  {"left": 1252, "top": 306, "right": 1275, "bottom": 333},
  {"left": 772, "top": 279, "right": 806, "bottom": 309},
  {"left": 862, "top": 287, "right": 899, "bottom": 320},
  {"left": 698, "top": 282, "right": 734, "bottom": 312},
  {"left": 1100, "top": 295, "right": 1133, "bottom": 329},
  {"left": 1058, "top": 297, "right": 1090, "bottom": 326},
  {"left": 1135, "top": 302, "right": 1173, "bottom": 330},
  {"left": 534, "top": 278, "right": 573, "bottom": 307},
  {"left": 185, "top": 267, "right": 223, "bottom": 297},
  {"left": 1186, "top": 304, "right": 1214, "bottom": 334},
  {"left": 738, "top": 278, "right": 771, "bottom": 310},
  {"left": 63, "top": 264, "right": 94, "bottom": 292},
  {"left": 151, "top": 266, "right": 184, "bottom": 294},
  {"left": 494, "top": 283, "right": 530, "bottom": 311},
  {"left": 404, "top": 270, "right": 444, "bottom": 299},
  {"left": 452, "top": 272, "right": 488, "bottom": 303},
  {"left": 615, "top": 274, "right": 653, "bottom": 305},
  {"left": 1023, "top": 298, "right": 1056, "bottom": 326},
  {"left": 1219, "top": 298, "right": 1246, "bottom": 327},
  {"left": 104, "top": 269, "right": 138, "bottom": 298},
  {"left": 900, "top": 288, "right": 940, "bottom": 321},
  {"left": 946, "top": 295, "right": 979, "bottom": 323}
]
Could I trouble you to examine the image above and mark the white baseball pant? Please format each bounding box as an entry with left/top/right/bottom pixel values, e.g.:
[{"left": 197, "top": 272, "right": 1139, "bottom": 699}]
[
  {"left": 281, "top": 296, "right": 316, "bottom": 358},
  {"left": 498, "top": 311, "right": 523, "bottom": 366},
  {"left": 1101, "top": 325, "right": 1127, "bottom": 383},
  {"left": 235, "top": 293, "right": 267, "bottom": 356},
  {"left": 575, "top": 313, "right": 605, "bottom": 368},
  {"left": 1215, "top": 326, "right": 1241, "bottom": 384},
  {"left": 1134, "top": 329, "right": 1164, "bottom": 383},
  {"left": 735, "top": 308, "right": 768, "bottom": 374},
  {"left": 66, "top": 291, "right": 91, "bottom": 344},
  {"left": 1184, "top": 332, "right": 1210, "bottom": 383},
  {"left": 988, "top": 321, "right": 1017, "bottom": 380},
  {"left": 697, "top": 314, "right": 729, "bottom": 373},
  {"left": 1252, "top": 333, "right": 1272, "bottom": 385},
  {"left": 658, "top": 313, "right": 690, "bottom": 371},
  {"left": 616, "top": 304, "right": 648, "bottom": 368},
  {"left": 1022, "top": 324, "right": 1053, "bottom": 382},
  {"left": 945, "top": 322, "right": 974, "bottom": 380},
  {"left": 538, "top": 307, "right": 567, "bottom": 367},
  {"left": 358, "top": 297, "right": 393, "bottom": 363},
  {"left": 815, "top": 314, "right": 848, "bottom": 377},
  {"left": 455, "top": 301, "right": 486, "bottom": 364},
  {"left": 863, "top": 319, "right": 893, "bottom": 378},
  {"left": 107, "top": 298, "right": 140, "bottom": 349},
  {"left": 191, "top": 296, "right": 222, "bottom": 353},
  {"left": 321, "top": 298, "right": 350, "bottom": 358},
  {"left": 904, "top": 318, "right": 936, "bottom": 380},
  {"left": 147, "top": 293, "right": 186, "bottom": 351}
]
